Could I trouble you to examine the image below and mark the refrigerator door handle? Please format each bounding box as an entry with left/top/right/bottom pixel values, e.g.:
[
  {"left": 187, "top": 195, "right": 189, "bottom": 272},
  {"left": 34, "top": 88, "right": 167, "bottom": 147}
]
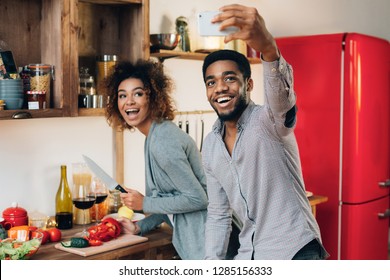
[
  {"left": 378, "top": 179, "right": 390, "bottom": 187},
  {"left": 378, "top": 209, "right": 390, "bottom": 219}
]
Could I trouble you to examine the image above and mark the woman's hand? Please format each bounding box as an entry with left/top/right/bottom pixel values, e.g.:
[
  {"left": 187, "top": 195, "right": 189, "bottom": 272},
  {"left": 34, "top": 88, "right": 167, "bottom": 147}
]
[
  {"left": 116, "top": 217, "right": 141, "bottom": 235},
  {"left": 120, "top": 187, "right": 145, "bottom": 211}
]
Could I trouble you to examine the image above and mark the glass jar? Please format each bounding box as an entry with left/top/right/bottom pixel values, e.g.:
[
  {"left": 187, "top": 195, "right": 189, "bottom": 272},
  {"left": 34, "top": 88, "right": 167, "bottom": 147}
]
[
  {"left": 79, "top": 67, "right": 96, "bottom": 95},
  {"left": 96, "top": 55, "right": 118, "bottom": 95},
  {"left": 27, "top": 64, "right": 54, "bottom": 108},
  {"left": 108, "top": 189, "right": 123, "bottom": 214},
  {"left": 27, "top": 91, "right": 46, "bottom": 109}
]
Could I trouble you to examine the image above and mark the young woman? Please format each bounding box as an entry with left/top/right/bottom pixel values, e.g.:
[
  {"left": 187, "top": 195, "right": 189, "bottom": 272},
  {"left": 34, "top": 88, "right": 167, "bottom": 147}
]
[{"left": 105, "top": 60, "right": 208, "bottom": 260}]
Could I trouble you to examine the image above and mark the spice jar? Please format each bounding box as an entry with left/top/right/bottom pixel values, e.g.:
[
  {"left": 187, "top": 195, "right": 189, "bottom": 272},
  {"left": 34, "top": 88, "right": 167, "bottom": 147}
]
[
  {"left": 2, "top": 202, "right": 29, "bottom": 227},
  {"left": 96, "top": 55, "right": 118, "bottom": 95},
  {"left": 27, "top": 90, "right": 46, "bottom": 109},
  {"left": 28, "top": 64, "right": 54, "bottom": 108}
]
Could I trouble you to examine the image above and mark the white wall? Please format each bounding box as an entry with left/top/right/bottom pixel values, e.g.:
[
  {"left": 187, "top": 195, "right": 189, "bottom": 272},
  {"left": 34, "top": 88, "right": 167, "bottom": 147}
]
[{"left": 1, "top": 0, "right": 389, "bottom": 217}]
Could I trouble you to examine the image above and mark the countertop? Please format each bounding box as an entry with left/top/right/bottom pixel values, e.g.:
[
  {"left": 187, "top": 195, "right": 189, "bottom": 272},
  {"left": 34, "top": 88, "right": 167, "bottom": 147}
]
[{"left": 33, "top": 223, "right": 176, "bottom": 260}]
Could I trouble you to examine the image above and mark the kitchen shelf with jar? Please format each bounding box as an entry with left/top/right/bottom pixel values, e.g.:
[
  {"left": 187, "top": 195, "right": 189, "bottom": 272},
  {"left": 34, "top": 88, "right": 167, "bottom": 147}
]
[
  {"left": 150, "top": 49, "right": 261, "bottom": 64},
  {"left": 0, "top": 0, "right": 149, "bottom": 120},
  {"left": 0, "top": 0, "right": 68, "bottom": 120},
  {"left": 72, "top": 0, "right": 149, "bottom": 118}
]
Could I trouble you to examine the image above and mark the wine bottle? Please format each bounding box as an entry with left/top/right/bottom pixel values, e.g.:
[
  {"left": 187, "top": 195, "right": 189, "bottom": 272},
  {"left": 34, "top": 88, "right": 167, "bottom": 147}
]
[{"left": 55, "top": 165, "right": 73, "bottom": 229}]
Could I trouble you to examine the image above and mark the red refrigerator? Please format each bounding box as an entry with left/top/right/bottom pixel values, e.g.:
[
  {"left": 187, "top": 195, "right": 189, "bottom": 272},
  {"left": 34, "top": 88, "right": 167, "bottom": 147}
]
[{"left": 275, "top": 33, "right": 390, "bottom": 259}]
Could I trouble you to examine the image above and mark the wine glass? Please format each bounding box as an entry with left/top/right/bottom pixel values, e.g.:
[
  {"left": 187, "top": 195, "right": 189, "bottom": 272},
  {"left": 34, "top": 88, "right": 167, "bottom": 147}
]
[
  {"left": 90, "top": 177, "right": 108, "bottom": 224},
  {"left": 72, "top": 163, "right": 96, "bottom": 237}
]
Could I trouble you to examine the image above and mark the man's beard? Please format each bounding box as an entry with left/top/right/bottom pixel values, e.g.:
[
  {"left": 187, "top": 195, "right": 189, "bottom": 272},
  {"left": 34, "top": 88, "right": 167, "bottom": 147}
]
[{"left": 215, "top": 94, "right": 248, "bottom": 122}]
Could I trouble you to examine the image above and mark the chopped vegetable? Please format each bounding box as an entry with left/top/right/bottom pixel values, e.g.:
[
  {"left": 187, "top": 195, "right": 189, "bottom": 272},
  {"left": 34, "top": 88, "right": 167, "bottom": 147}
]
[
  {"left": 0, "top": 238, "right": 41, "bottom": 260},
  {"left": 61, "top": 237, "right": 89, "bottom": 248},
  {"left": 8, "top": 226, "right": 30, "bottom": 241},
  {"left": 87, "top": 239, "right": 103, "bottom": 246},
  {"left": 87, "top": 217, "right": 121, "bottom": 242}
]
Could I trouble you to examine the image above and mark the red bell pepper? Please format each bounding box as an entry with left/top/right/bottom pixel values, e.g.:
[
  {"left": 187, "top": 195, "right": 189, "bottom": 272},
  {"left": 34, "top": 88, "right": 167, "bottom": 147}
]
[{"left": 86, "top": 217, "right": 121, "bottom": 243}]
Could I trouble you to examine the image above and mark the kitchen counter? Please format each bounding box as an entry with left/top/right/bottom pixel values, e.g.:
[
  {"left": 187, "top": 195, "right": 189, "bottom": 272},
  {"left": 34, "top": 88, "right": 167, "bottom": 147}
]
[
  {"left": 308, "top": 195, "right": 328, "bottom": 218},
  {"left": 33, "top": 223, "right": 177, "bottom": 260},
  {"left": 32, "top": 196, "right": 327, "bottom": 260}
]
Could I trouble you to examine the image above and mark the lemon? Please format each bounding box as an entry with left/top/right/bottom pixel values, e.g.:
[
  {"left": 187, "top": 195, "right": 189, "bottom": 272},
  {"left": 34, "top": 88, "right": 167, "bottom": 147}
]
[{"left": 118, "top": 206, "right": 134, "bottom": 219}]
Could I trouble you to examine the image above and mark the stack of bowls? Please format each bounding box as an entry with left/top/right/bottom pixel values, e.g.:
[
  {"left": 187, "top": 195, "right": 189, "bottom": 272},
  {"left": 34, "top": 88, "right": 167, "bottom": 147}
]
[{"left": 0, "top": 79, "right": 24, "bottom": 110}]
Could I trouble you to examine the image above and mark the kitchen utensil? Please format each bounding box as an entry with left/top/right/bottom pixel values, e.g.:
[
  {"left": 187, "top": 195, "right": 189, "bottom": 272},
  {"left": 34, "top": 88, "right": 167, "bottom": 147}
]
[
  {"left": 150, "top": 33, "right": 180, "bottom": 52},
  {"left": 2, "top": 202, "right": 29, "bottom": 227},
  {"left": 185, "top": 119, "right": 189, "bottom": 134},
  {"left": 82, "top": 155, "right": 127, "bottom": 193},
  {"left": 199, "top": 117, "right": 204, "bottom": 152}
]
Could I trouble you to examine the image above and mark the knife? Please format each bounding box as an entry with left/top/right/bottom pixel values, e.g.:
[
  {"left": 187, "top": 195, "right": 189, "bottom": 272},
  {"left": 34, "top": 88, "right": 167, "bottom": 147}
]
[{"left": 82, "top": 155, "right": 127, "bottom": 193}]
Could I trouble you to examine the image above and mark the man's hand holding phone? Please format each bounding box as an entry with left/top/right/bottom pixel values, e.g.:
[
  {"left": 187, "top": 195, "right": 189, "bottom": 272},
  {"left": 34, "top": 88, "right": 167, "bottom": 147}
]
[{"left": 197, "top": 11, "right": 239, "bottom": 37}]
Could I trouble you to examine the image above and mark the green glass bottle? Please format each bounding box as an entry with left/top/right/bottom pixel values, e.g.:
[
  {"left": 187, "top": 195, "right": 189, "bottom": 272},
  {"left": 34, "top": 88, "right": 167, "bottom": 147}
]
[{"left": 55, "top": 165, "right": 73, "bottom": 229}]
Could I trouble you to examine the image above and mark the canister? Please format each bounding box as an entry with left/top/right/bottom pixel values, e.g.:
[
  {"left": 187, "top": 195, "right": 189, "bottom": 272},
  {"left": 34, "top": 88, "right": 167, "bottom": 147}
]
[
  {"left": 27, "top": 64, "right": 54, "bottom": 108},
  {"left": 96, "top": 55, "right": 118, "bottom": 95},
  {"left": 2, "top": 202, "right": 29, "bottom": 227},
  {"left": 108, "top": 189, "right": 123, "bottom": 214}
]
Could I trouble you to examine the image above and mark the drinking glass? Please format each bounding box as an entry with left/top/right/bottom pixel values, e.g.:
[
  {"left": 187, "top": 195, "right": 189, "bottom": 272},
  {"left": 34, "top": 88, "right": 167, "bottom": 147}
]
[
  {"left": 90, "top": 177, "right": 108, "bottom": 224},
  {"left": 72, "top": 163, "right": 95, "bottom": 237}
]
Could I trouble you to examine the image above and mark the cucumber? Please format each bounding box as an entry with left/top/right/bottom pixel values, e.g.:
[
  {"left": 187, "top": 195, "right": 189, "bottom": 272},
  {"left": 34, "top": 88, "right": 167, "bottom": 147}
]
[{"left": 61, "top": 237, "right": 89, "bottom": 248}]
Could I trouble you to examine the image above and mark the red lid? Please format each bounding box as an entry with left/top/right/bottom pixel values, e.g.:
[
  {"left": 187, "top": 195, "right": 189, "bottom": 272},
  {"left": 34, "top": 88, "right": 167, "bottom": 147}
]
[
  {"left": 27, "top": 90, "right": 46, "bottom": 95},
  {"left": 2, "top": 202, "right": 28, "bottom": 218}
]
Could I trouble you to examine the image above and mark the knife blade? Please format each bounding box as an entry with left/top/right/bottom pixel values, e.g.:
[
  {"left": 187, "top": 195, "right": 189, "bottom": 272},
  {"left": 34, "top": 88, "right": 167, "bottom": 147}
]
[{"left": 82, "top": 155, "right": 127, "bottom": 193}]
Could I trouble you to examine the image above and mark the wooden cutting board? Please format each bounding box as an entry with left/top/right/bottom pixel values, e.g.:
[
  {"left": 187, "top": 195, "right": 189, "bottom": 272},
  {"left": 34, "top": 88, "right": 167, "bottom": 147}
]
[{"left": 55, "top": 234, "right": 148, "bottom": 257}]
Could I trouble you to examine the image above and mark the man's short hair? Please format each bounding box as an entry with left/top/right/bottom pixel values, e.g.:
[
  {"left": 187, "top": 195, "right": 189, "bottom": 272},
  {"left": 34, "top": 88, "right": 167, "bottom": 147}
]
[{"left": 202, "top": 49, "right": 251, "bottom": 82}]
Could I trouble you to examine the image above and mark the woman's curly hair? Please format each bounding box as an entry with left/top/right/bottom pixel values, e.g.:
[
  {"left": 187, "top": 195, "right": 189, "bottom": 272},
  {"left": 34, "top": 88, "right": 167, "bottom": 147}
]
[{"left": 105, "top": 59, "right": 176, "bottom": 131}]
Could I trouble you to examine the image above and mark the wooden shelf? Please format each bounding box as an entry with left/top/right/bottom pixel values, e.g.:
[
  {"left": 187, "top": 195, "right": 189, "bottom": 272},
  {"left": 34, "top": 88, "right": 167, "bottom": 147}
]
[
  {"left": 151, "top": 49, "right": 261, "bottom": 64},
  {"left": 78, "top": 108, "right": 106, "bottom": 117},
  {"left": 0, "top": 109, "right": 64, "bottom": 120}
]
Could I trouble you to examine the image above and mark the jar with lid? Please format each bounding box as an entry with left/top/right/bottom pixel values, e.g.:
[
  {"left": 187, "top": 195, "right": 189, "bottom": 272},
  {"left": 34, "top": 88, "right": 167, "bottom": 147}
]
[
  {"left": 2, "top": 202, "right": 29, "bottom": 228},
  {"left": 108, "top": 189, "right": 123, "bottom": 214},
  {"left": 79, "top": 67, "right": 96, "bottom": 95},
  {"left": 96, "top": 55, "right": 118, "bottom": 95},
  {"left": 27, "top": 64, "right": 54, "bottom": 108}
]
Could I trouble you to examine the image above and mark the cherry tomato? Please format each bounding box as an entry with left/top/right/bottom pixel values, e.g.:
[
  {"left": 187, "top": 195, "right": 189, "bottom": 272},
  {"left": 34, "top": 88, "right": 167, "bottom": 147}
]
[{"left": 47, "top": 228, "right": 62, "bottom": 242}]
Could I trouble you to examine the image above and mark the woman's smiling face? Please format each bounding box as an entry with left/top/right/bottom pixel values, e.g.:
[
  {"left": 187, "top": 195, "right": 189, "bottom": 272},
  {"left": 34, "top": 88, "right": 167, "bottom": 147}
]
[{"left": 117, "top": 77, "right": 153, "bottom": 135}]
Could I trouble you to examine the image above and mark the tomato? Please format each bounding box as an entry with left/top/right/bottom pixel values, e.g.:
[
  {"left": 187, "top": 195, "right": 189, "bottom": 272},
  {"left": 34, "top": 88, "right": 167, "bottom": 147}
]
[
  {"left": 36, "top": 229, "right": 50, "bottom": 244},
  {"left": 47, "top": 228, "right": 62, "bottom": 242}
]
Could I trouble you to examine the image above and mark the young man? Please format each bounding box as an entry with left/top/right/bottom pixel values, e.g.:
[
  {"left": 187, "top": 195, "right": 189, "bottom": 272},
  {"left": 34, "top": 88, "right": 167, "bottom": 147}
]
[{"left": 201, "top": 4, "right": 328, "bottom": 260}]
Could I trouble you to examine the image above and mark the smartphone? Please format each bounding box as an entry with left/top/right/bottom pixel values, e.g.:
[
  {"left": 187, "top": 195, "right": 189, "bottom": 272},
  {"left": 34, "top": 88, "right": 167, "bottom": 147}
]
[{"left": 197, "top": 11, "right": 239, "bottom": 36}]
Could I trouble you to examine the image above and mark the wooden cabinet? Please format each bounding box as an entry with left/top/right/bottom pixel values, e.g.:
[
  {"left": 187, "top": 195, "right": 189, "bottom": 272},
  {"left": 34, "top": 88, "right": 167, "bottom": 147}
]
[{"left": 0, "top": 0, "right": 149, "bottom": 120}]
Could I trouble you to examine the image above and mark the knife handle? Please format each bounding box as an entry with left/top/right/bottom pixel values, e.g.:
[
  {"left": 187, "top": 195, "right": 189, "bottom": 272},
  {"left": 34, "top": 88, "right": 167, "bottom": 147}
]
[{"left": 115, "top": 185, "right": 128, "bottom": 193}]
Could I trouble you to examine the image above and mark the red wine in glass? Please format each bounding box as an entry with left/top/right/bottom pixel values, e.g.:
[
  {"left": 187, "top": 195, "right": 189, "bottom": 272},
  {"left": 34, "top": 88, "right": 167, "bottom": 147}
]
[
  {"left": 73, "top": 197, "right": 96, "bottom": 209},
  {"left": 94, "top": 193, "right": 108, "bottom": 204}
]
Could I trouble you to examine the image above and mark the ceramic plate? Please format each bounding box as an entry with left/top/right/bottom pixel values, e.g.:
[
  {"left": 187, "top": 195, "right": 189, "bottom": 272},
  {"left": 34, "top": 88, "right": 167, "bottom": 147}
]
[{"left": 107, "top": 213, "right": 145, "bottom": 222}]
